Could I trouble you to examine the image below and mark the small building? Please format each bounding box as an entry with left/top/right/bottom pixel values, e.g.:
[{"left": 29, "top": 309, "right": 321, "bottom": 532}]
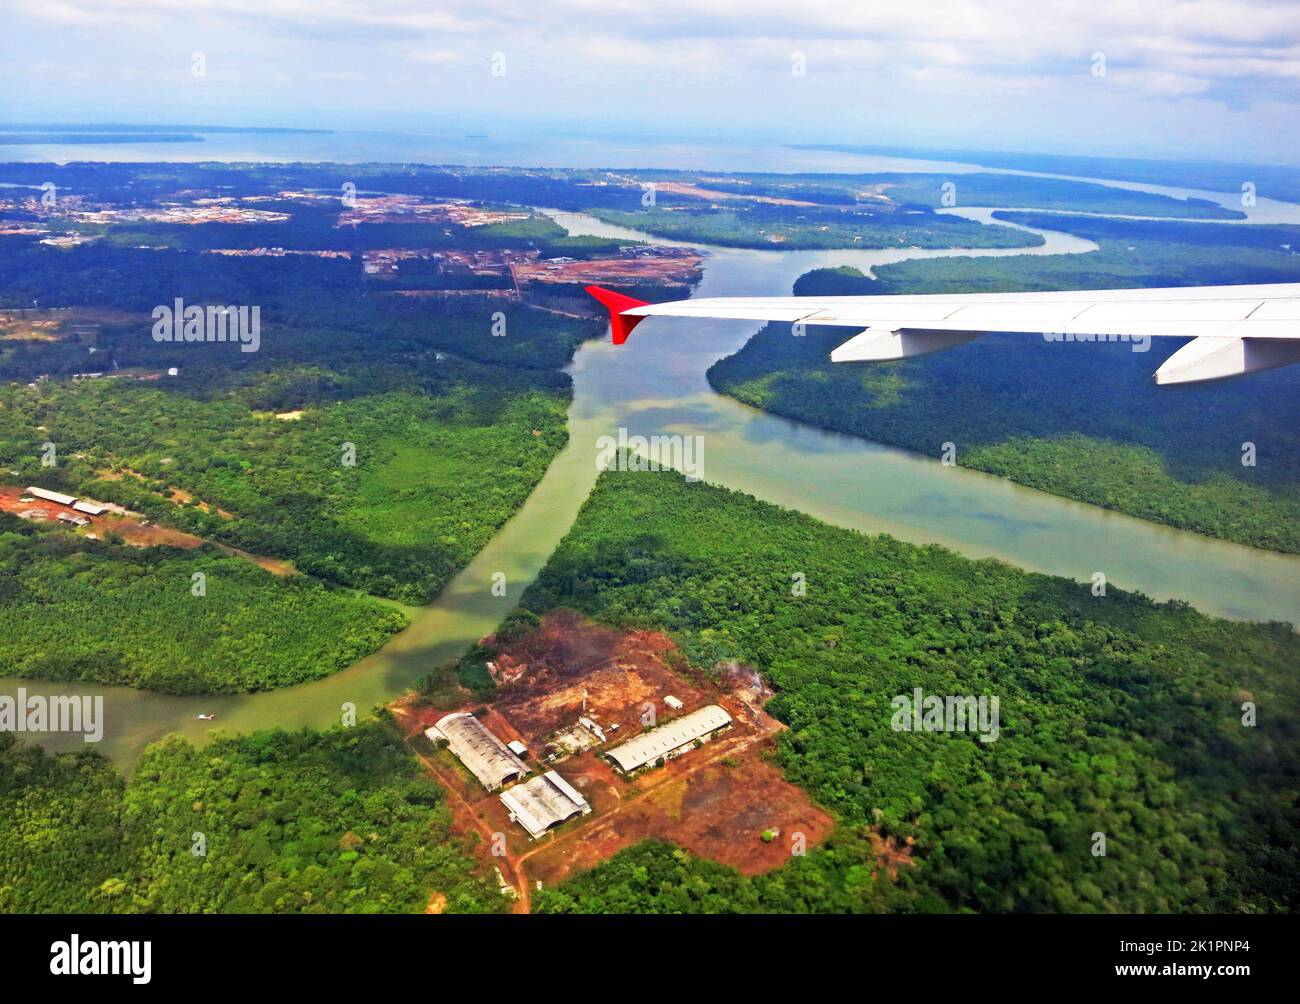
[
  {"left": 605, "top": 704, "right": 733, "bottom": 776},
  {"left": 26, "top": 486, "right": 77, "bottom": 507},
  {"left": 664, "top": 695, "right": 684, "bottom": 711},
  {"left": 500, "top": 771, "right": 592, "bottom": 839},
  {"left": 72, "top": 500, "right": 108, "bottom": 516},
  {"left": 426, "top": 713, "right": 529, "bottom": 791},
  {"left": 507, "top": 739, "right": 529, "bottom": 758},
  {"left": 55, "top": 512, "right": 90, "bottom": 527},
  {"left": 578, "top": 716, "right": 607, "bottom": 744}
]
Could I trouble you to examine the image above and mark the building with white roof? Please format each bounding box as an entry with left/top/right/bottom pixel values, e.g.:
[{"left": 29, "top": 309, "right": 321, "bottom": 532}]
[
  {"left": 426, "top": 713, "right": 529, "bottom": 791},
  {"left": 604, "top": 704, "right": 732, "bottom": 775},
  {"left": 499, "top": 771, "right": 592, "bottom": 839},
  {"left": 26, "top": 486, "right": 77, "bottom": 507}
]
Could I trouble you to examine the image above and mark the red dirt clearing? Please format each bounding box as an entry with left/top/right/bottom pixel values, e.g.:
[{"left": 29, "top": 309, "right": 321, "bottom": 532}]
[
  {"left": 0, "top": 485, "right": 293, "bottom": 575},
  {"left": 394, "top": 610, "right": 838, "bottom": 904},
  {"left": 523, "top": 736, "right": 835, "bottom": 885}
]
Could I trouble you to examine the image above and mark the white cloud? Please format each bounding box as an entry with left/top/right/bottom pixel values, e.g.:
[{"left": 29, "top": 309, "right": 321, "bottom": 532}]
[
  {"left": 7, "top": 0, "right": 1300, "bottom": 159},
  {"left": 409, "top": 49, "right": 463, "bottom": 66},
  {"left": 14, "top": 0, "right": 1300, "bottom": 102}
]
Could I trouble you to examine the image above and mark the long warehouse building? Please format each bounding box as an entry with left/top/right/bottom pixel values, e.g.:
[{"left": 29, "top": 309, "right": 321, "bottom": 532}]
[
  {"left": 604, "top": 704, "right": 732, "bottom": 775},
  {"left": 427, "top": 713, "right": 529, "bottom": 791},
  {"left": 500, "top": 771, "right": 592, "bottom": 839},
  {"left": 26, "top": 486, "right": 78, "bottom": 507}
]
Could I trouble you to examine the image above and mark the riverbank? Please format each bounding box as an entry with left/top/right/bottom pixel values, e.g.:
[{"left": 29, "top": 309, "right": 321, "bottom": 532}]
[{"left": 5, "top": 185, "right": 1300, "bottom": 771}]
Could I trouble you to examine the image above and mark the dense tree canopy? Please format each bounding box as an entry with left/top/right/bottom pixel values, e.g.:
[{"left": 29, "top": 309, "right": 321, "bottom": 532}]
[
  {"left": 0, "top": 724, "right": 504, "bottom": 914},
  {"left": 0, "top": 514, "right": 406, "bottom": 692},
  {"left": 526, "top": 470, "right": 1300, "bottom": 913}
]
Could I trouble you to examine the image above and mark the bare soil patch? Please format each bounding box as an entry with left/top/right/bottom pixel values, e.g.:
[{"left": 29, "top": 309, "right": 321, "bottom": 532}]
[{"left": 393, "top": 610, "right": 837, "bottom": 905}]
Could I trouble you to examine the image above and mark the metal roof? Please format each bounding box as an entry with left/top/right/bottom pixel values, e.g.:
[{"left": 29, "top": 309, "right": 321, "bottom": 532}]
[
  {"left": 428, "top": 713, "right": 528, "bottom": 791},
  {"left": 499, "top": 770, "right": 591, "bottom": 839},
  {"left": 27, "top": 487, "right": 77, "bottom": 506},
  {"left": 605, "top": 704, "right": 732, "bottom": 773}
]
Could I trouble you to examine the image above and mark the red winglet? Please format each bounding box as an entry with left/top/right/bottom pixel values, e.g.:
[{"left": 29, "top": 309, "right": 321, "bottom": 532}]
[{"left": 585, "top": 285, "right": 650, "bottom": 345}]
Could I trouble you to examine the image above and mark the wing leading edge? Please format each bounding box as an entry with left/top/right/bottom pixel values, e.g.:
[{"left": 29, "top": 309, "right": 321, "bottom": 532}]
[{"left": 585, "top": 283, "right": 1300, "bottom": 385}]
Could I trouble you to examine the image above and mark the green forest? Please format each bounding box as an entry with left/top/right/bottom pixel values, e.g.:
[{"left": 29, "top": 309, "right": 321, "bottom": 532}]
[
  {"left": 694, "top": 171, "right": 1241, "bottom": 219},
  {"left": 0, "top": 513, "right": 406, "bottom": 692},
  {"left": 0, "top": 373, "right": 572, "bottom": 603},
  {"left": 3, "top": 160, "right": 1299, "bottom": 916},
  {"left": 707, "top": 215, "right": 1300, "bottom": 552},
  {"left": 794, "top": 143, "right": 1300, "bottom": 208},
  {"left": 0, "top": 165, "right": 639, "bottom": 699},
  {"left": 0, "top": 170, "right": 631, "bottom": 604},
  {"left": 526, "top": 469, "right": 1300, "bottom": 913},
  {"left": 589, "top": 201, "right": 1042, "bottom": 250},
  {"left": 0, "top": 723, "right": 503, "bottom": 913}
]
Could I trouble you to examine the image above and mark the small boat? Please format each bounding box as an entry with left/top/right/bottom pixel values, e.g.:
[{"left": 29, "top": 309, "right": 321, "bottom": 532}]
[{"left": 196, "top": 713, "right": 216, "bottom": 721}]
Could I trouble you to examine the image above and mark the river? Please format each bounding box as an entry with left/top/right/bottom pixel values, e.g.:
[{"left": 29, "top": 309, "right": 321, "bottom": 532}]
[{"left": 5, "top": 180, "right": 1300, "bottom": 773}]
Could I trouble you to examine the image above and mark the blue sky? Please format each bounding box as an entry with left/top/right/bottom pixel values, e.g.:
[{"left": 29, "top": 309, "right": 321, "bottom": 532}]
[{"left": 4, "top": 0, "right": 1300, "bottom": 164}]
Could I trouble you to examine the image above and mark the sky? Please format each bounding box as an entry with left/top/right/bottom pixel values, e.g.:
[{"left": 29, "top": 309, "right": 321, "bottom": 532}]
[{"left": 4, "top": 0, "right": 1300, "bottom": 164}]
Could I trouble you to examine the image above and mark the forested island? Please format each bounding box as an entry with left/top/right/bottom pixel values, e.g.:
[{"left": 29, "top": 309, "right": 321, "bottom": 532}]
[{"left": 587, "top": 201, "right": 1043, "bottom": 250}]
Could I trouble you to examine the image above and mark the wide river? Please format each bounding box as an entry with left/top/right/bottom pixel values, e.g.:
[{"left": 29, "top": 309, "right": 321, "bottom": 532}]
[{"left": 6, "top": 176, "right": 1300, "bottom": 772}]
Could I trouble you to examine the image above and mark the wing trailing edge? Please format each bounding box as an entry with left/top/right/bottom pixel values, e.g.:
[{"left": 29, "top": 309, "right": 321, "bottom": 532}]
[{"left": 586, "top": 282, "right": 1300, "bottom": 384}]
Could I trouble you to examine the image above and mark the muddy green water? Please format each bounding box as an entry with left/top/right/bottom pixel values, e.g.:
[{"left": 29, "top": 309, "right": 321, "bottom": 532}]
[{"left": 6, "top": 206, "right": 1299, "bottom": 772}]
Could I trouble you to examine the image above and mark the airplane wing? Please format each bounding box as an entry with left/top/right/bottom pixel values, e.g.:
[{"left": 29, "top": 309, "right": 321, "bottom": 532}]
[{"left": 586, "top": 282, "right": 1300, "bottom": 385}]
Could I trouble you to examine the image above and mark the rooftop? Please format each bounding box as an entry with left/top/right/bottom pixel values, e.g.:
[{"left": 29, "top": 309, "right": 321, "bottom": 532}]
[
  {"left": 605, "top": 704, "right": 732, "bottom": 774},
  {"left": 499, "top": 771, "right": 591, "bottom": 839},
  {"left": 428, "top": 713, "right": 529, "bottom": 791}
]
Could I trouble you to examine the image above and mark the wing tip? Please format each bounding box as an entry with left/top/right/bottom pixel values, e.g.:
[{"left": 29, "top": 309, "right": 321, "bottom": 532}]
[{"left": 585, "top": 285, "right": 651, "bottom": 345}]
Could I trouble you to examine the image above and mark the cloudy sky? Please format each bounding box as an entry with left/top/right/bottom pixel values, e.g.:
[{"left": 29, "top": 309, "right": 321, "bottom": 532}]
[{"left": 4, "top": 0, "right": 1300, "bottom": 163}]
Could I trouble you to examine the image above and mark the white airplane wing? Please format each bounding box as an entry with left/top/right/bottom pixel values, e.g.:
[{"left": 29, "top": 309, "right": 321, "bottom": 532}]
[{"left": 586, "top": 282, "right": 1300, "bottom": 385}]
